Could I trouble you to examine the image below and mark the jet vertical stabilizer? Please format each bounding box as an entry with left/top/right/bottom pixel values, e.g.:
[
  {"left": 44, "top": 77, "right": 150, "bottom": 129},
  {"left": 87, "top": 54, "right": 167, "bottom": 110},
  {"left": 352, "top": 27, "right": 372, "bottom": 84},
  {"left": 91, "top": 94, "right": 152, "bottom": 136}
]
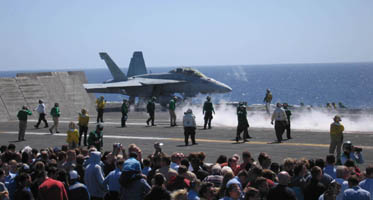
[
  {"left": 99, "top": 52, "right": 127, "bottom": 81},
  {"left": 127, "top": 51, "right": 147, "bottom": 77}
]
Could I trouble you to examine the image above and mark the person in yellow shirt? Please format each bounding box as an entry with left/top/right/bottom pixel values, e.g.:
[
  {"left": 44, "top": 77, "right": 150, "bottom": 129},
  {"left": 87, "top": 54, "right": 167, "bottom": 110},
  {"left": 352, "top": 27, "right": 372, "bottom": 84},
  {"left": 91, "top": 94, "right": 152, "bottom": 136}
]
[
  {"left": 67, "top": 122, "right": 79, "bottom": 149},
  {"left": 96, "top": 96, "right": 106, "bottom": 123},
  {"left": 329, "top": 115, "right": 344, "bottom": 162},
  {"left": 78, "top": 109, "right": 90, "bottom": 146}
]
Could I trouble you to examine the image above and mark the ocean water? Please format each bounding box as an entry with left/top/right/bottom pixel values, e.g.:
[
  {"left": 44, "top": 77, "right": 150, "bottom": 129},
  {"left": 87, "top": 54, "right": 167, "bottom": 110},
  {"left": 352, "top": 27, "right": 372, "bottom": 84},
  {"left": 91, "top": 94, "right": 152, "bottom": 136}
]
[
  {"left": 2, "top": 62, "right": 373, "bottom": 108},
  {"left": 85, "top": 62, "right": 373, "bottom": 108}
]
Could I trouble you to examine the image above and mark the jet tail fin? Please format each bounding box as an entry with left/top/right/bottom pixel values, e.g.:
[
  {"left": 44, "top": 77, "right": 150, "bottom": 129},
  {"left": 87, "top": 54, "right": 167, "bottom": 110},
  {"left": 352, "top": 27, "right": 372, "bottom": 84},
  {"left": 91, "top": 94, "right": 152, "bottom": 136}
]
[
  {"left": 99, "top": 52, "right": 127, "bottom": 81},
  {"left": 127, "top": 51, "right": 147, "bottom": 77}
]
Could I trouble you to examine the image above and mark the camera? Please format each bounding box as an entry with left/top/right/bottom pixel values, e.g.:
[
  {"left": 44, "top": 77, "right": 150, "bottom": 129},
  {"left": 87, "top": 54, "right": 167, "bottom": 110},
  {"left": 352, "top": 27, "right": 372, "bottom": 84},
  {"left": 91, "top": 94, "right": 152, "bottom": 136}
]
[
  {"left": 154, "top": 142, "right": 163, "bottom": 149},
  {"left": 354, "top": 147, "right": 363, "bottom": 152}
]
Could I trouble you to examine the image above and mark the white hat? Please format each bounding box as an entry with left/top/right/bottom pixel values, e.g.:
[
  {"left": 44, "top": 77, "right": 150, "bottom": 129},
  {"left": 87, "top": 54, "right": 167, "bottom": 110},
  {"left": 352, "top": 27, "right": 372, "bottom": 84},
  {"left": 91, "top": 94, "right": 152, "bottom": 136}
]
[{"left": 69, "top": 170, "right": 79, "bottom": 180}]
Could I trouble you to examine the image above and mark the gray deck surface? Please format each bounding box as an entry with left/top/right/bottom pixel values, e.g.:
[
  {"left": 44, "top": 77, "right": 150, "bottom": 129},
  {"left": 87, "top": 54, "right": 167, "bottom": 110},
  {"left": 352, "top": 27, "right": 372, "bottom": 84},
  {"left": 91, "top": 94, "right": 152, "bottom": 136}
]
[{"left": 1, "top": 111, "right": 372, "bottom": 169}]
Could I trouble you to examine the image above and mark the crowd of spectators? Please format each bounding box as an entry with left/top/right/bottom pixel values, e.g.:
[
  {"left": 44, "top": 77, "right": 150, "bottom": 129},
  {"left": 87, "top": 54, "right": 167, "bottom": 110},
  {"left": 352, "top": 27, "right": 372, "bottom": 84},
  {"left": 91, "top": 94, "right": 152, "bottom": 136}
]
[{"left": 0, "top": 142, "right": 372, "bottom": 200}]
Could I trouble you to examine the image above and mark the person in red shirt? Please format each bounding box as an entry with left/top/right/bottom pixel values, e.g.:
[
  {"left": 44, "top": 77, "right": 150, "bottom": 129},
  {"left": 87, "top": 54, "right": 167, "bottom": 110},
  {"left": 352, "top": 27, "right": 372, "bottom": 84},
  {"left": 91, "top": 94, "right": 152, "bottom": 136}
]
[
  {"left": 221, "top": 156, "right": 240, "bottom": 175},
  {"left": 37, "top": 161, "right": 68, "bottom": 200}
]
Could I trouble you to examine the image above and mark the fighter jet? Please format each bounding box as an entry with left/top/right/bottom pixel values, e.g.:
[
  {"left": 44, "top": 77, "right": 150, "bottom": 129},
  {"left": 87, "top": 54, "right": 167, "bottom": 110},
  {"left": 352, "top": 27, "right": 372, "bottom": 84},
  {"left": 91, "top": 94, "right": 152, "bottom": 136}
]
[{"left": 83, "top": 52, "right": 232, "bottom": 106}]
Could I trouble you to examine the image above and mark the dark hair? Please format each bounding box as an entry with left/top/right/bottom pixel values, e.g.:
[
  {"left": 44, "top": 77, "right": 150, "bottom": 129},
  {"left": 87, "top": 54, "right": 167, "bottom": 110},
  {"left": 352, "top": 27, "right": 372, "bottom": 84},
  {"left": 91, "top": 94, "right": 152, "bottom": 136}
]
[
  {"left": 270, "top": 162, "right": 280, "bottom": 174},
  {"left": 119, "top": 170, "right": 142, "bottom": 188},
  {"left": 57, "top": 169, "right": 68, "bottom": 185},
  {"left": 47, "top": 166, "right": 58, "bottom": 177},
  {"left": 315, "top": 158, "right": 325, "bottom": 169},
  {"left": 237, "top": 169, "right": 249, "bottom": 178},
  {"left": 258, "top": 152, "right": 269, "bottom": 165},
  {"left": 178, "top": 165, "right": 188, "bottom": 174},
  {"left": 8, "top": 144, "right": 16, "bottom": 151},
  {"left": 116, "top": 159, "right": 124, "bottom": 167},
  {"left": 344, "top": 159, "right": 355, "bottom": 168},
  {"left": 326, "top": 154, "right": 336, "bottom": 164},
  {"left": 180, "top": 159, "right": 190, "bottom": 169},
  {"left": 21, "top": 152, "right": 29, "bottom": 164},
  {"left": 199, "top": 182, "right": 214, "bottom": 197},
  {"left": 129, "top": 151, "right": 138, "bottom": 159},
  {"left": 311, "top": 166, "right": 322, "bottom": 178},
  {"left": 153, "top": 173, "right": 166, "bottom": 186},
  {"left": 216, "top": 155, "right": 227, "bottom": 164},
  {"left": 143, "top": 158, "right": 151, "bottom": 166},
  {"left": 15, "top": 173, "right": 30, "bottom": 188},
  {"left": 0, "top": 145, "right": 7, "bottom": 153},
  {"left": 244, "top": 187, "right": 260, "bottom": 200},
  {"left": 250, "top": 165, "right": 263, "bottom": 176},
  {"left": 252, "top": 177, "right": 267, "bottom": 188},
  {"left": 348, "top": 175, "right": 359, "bottom": 186},
  {"left": 61, "top": 145, "right": 68, "bottom": 152},
  {"left": 366, "top": 165, "right": 373, "bottom": 176}
]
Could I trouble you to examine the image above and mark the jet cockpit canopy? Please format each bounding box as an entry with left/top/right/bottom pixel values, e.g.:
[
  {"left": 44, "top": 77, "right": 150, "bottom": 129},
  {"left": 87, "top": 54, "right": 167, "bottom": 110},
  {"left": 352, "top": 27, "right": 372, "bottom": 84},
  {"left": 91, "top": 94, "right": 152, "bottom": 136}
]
[{"left": 169, "top": 67, "right": 207, "bottom": 78}]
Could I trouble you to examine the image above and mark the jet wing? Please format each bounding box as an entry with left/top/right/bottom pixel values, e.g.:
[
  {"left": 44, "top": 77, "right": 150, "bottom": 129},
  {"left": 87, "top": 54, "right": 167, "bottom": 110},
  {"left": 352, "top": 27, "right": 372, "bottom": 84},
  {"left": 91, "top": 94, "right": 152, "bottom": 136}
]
[{"left": 83, "top": 78, "right": 185, "bottom": 91}]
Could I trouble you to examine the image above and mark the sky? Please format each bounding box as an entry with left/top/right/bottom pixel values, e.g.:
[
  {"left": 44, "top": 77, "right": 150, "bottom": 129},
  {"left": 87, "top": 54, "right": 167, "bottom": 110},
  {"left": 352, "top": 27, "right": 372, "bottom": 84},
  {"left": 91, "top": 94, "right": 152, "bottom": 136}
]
[{"left": 0, "top": 0, "right": 372, "bottom": 70}]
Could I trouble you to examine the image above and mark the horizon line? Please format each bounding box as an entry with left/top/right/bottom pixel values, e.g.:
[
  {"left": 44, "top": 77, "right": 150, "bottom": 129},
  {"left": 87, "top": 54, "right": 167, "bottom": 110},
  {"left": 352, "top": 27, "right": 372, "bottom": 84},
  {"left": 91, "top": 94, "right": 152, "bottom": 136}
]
[{"left": 1, "top": 61, "right": 373, "bottom": 72}]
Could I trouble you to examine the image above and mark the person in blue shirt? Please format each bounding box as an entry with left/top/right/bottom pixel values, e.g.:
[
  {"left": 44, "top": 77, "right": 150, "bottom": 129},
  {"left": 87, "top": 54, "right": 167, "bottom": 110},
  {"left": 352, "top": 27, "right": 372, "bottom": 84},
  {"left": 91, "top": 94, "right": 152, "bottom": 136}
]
[
  {"left": 340, "top": 141, "right": 364, "bottom": 165},
  {"left": 68, "top": 170, "right": 90, "bottom": 200},
  {"left": 103, "top": 158, "right": 124, "bottom": 199},
  {"left": 188, "top": 180, "right": 201, "bottom": 200},
  {"left": 359, "top": 165, "right": 373, "bottom": 200},
  {"left": 219, "top": 183, "right": 242, "bottom": 200},
  {"left": 323, "top": 154, "right": 337, "bottom": 179},
  {"left": 343, "top": 175, "right": 370, "bottom": 200}
]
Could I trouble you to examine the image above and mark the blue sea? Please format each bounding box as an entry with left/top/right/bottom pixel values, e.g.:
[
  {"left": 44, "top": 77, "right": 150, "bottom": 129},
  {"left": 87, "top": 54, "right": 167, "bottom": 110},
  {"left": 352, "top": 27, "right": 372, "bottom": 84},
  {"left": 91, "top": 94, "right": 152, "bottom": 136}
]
[{"left": 2, "top": 62, "right": 373, "bottom": 108}]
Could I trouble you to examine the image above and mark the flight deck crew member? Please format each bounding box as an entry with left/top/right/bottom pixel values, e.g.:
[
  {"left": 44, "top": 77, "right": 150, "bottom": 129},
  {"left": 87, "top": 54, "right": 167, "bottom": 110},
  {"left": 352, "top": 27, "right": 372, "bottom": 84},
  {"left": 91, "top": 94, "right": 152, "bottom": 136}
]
[
  {"left": 329, "top": 115, "right": 344, "bottom": 162},
  {"left": 17, "top": 105, "right": 32, "bottom": 141},
  {"left": 78, "top": 109, "right": 90, "bottom": 146},
  {"left": 183, "top": 109, "right": 197, "bottom": 146},
  {"left": 283, "top": 103, "right": 292, "bottom": 139},
  {"left": 271, "top": 103, "right": 288, "bottom": 143},
  {"left": 49, "top": 102, "right": 61, "bottom": 134},
  {"left": 121, "top": 99, "right": 129, "bottom": 127},
  {"left": 263, "top": 89, "right": 273, "bottom": 115},
  {"left": 88, "top": 123, "right": 104, "bottom": 151},
  {"left": 146, "top": 96, "right": 156, "bottom": 126},
  {"left": 34, "top": 99, "right": 48, "bottom": 128},
  {"left": 169, "top": 96, "right": 177, "bottom": 126},
  {"left": 203, "top": 96, "right": 215, "bottom": 129},
  {"left": 236, "top": 102, "right": 251, "bottom": 143},
  {"left": 96, "top": 96, "right": 106, "bottom": 123}
]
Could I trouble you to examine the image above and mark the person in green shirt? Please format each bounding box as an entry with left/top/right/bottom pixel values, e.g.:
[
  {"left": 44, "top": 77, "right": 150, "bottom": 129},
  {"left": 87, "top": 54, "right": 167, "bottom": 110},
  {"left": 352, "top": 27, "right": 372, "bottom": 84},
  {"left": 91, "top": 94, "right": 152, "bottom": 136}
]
[
  {"left": 88, "top": 123, "right": 104, "bottom": 151},
  {"left": 121, "top": 99, "right": 129, "bottom": 127},
  {"left": 283, "top": 103, "right": 292, "bottom": 139},
  {"left": 203, "top": 96, "right": 215, "bottom": 129},
  {"left": 169, "top": 96, "right": 177, "bottom": 127},
  {"left": 146, "top": 97, "right": 156, "bottom": 126},
  {"left": 17, "top": 105, "right": 32, "bottom": 141},
  {"left": 49, "top": 103, "right": 61, "bottom": 134},
  {"left": 263, "top": 89, "right": 272, "bottom": 115},
  {"left": 236, "top": 102, "right": 252, "bottom": 142}
]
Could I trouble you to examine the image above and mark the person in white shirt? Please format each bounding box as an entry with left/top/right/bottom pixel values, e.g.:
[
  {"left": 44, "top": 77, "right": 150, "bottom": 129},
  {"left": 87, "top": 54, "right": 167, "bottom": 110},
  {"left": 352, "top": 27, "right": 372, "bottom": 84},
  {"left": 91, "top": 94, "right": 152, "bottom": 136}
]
[
  {"left": 34, "top": 99, "right": 49, "bottom": 128},
  {"left": 270, "top": 103, "right": 288, "bottom": 143},
  {"left": 183, "top": 109, "right": 197, "bottom": 146},
  {"left": 359, "top": 165, "right": 373, "bottom": 200}
]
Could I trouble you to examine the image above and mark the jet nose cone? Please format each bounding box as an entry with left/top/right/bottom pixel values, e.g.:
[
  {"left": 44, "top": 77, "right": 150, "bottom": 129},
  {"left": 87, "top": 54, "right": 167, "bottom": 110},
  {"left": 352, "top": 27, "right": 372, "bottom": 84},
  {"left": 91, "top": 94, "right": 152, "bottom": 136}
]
[{"left": 216, "top": 81, "right": 232, "bottom": 93}]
